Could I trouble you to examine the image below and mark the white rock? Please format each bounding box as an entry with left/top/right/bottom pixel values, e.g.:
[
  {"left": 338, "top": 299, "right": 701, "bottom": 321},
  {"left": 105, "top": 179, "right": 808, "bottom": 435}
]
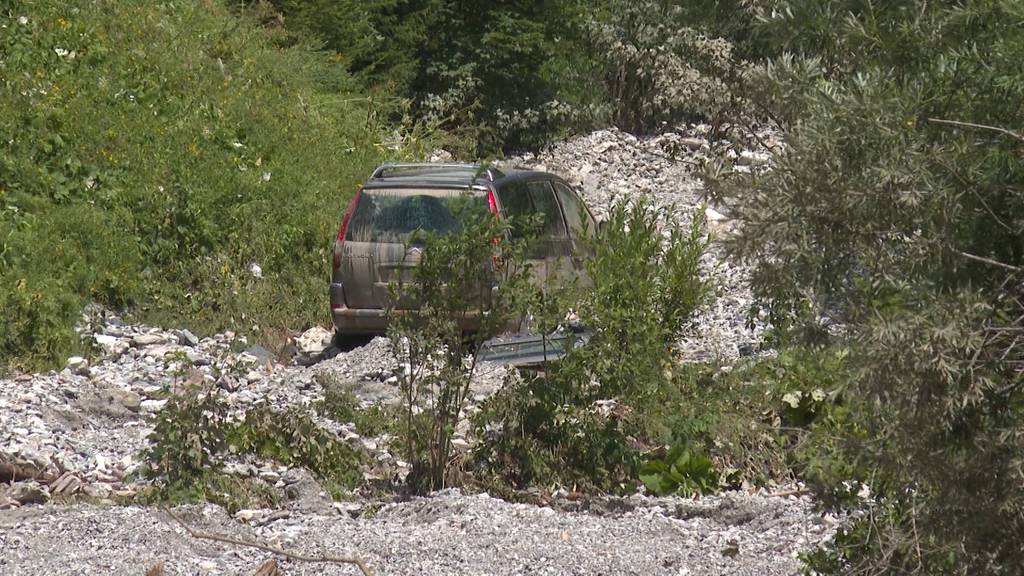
[
  {"left": 93, "top": 334, "right": 119, "bottom": 347},
  {"left": 140, "top": 399, "right": 167, "bottom": 413},
  {"left": 132, "top": 334, "right": 166, "bottom": 347},
  {"left": 66, "top": 356, "right": 88, "bottom": 374},
  {"left": 177, "top": 329, "right": 200, "bottom": 347},
  {"left": 736, "top": 150, "right": 770, "bottom": 166},
  {"left": 295, "top": 326, "right": 332, "bottom": 357},
  {"left": 679, "top": 137, "right": 707, "bottom": 151},
  {"left": 233, "top": 509, "right": 265, "bottom": 522},
  {"left": 704, "top": 207, "right": 729, "bottom": 222}
]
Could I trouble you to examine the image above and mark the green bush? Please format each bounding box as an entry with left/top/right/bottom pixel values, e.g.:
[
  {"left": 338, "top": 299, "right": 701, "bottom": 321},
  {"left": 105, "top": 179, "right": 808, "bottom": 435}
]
[
  {"left": 473, "top": 372, "right": 642, "bottom": 494},
  {"left": 385, "top": 209, "right": 537, "bottom": 493},
  {"left": 707, "top": 1, "right": 1024, "bottom": 572},
  {"left": 227, "top": 404, "right": 364, "bottom": 498},
  {"left": 142, "top": 389, "right": 230, "bottom": 486},
  {"left": 318, "top": 383, "right": 402, "bottom": 438},
  {"left": 143, "top": 389, "right": 364, "bottom": 502},
  {"left": 580, "top": 0, "right": 753, "bottom": 134},
  {"left": 0, "top": 0, "right": 389, "bottom": 370},
  {"left": 474, "top": 200, "right": 711, "bottom": 493},
  {"left": 661, "top": 346, "right": 859, "bottom": 494}
]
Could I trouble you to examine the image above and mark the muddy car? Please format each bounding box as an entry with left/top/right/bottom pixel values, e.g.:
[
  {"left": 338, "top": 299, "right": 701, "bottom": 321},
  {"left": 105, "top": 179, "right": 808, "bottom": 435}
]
[{"left": 330, "top": 163, "right": 597, "bottom": 340}]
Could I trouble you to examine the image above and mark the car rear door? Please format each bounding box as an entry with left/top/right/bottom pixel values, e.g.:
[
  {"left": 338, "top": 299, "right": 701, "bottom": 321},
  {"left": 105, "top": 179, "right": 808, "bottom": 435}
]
[
  {"left": 495, "top": 179, "right": 572, "bottom": 289},
  {"left": 525, "top": 179, "right": 576, "bottom": 288},
  {"left": 552, "top": 180, "right": 596, "bottom": 287}
]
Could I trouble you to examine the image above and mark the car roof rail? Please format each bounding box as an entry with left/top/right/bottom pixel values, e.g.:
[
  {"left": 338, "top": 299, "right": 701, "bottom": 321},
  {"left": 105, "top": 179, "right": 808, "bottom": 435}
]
[{"left": 370, "top": 162, "right": 505, "bottom": 182}]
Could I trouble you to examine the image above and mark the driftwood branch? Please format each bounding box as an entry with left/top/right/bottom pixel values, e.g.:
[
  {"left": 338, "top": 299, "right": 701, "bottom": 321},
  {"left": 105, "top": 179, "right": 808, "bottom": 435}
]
[
  {"left": 926, "top": 117, "right": 1024, "bottom": 144},
  {"left": 161, "top": 507, "right": 374, "bottom": 576},
  {"left": 955, "top": 250, "right": 1024, "bottom": 273}
]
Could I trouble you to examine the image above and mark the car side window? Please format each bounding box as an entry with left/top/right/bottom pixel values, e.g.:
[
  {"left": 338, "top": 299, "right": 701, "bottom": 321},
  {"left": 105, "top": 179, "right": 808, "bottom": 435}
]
[
  {"left": 553, "top": 182, "right": 594, "bottom": 239},
  {"left": 496, "top": 182, "right": 534, "bottom": 239},
  {"left": 526, "top": 181, "right": 567, "bottom": 238}
]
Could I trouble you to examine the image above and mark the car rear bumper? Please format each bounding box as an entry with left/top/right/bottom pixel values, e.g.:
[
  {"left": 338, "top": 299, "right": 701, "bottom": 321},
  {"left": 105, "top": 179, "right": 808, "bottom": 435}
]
[
  {"left": 330, "top": 282, "right": 494, "bottom": 335},
  {"left": 330, "top": 282, "right": 388, "bottom": 334},
  {"left": 331, "top": 306, "right": 390, "bottom": 334},
  {"left": 331, "top": 306, "right": 492, "bottom": 335}
]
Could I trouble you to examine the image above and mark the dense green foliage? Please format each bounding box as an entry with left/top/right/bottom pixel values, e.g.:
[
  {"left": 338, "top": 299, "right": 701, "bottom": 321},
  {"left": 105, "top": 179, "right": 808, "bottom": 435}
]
[
  {"left": 706, "top": 1, "right": 1024, "bottom": 573},
  {"left": 0, "top": 0, "right": 388, "bottom": 369},
  {"left": 0, "top": 0, "right": 756, "bottom": 368},
  {"left": 244, "top": 0, "right": 594, "bottom": 153},
  {"left": 240, "top": 0, "right": 762, "bottom": 151}
]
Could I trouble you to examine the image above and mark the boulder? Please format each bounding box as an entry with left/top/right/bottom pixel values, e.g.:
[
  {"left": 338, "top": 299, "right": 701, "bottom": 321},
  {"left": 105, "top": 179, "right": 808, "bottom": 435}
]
[{"left": 66, "top": 356, "right": 89, "bottom": 375}]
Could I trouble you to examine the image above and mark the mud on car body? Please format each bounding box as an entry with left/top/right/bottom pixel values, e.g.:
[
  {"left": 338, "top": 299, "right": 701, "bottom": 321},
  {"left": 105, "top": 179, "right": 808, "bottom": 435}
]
[{"left": 329, "top": 163, "right": 597, "bottom": 342}]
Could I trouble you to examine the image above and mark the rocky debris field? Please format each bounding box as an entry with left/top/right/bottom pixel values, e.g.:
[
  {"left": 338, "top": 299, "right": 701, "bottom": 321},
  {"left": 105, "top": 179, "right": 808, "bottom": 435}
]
[
  {"left": 0, "top": 127, "right": 835, "bottom": 576},
  {"left": 0, "top": 311, "right": 510, "bottom": 507}
]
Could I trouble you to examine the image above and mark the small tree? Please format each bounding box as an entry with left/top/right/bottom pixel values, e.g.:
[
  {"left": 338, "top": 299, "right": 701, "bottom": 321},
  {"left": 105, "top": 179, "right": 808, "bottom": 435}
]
[{"left": 386, "top": 199, "right": 536, "bottom": 493}]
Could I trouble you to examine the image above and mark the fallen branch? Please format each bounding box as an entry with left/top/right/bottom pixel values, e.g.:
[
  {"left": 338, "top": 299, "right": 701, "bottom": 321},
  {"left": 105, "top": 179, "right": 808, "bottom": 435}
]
[
  {"left": 161, "top": 507, "right": 374, "bottom": 576},
  {"left": 926, "top": 117, "right": 1024, "bottom": 144},
  {"left": 955, "top": 250, "right": 1024, "bottom": 273}
]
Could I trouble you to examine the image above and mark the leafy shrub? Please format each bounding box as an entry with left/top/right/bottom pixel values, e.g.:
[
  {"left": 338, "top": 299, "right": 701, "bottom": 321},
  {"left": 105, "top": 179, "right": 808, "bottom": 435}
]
[
  {"left": 802, "top": 497, "right": 961, "bottom": 576},
  {"left": 143, "top": 390, "right": 363, "bottom": 501},
  {"left": 0, "top": 0, "right": 388, "bottom": 370},
  {"left": 142, "top": 389, "right": 229, "bottom": 486},
  {"left": 475, "top": 200, "right": 711, "bottom": 493},
  {"left": 318, "top": 383, "right": 401, "bottom": 438},
  {"left": 706, "top": 1, "right": 1024, "bottom": 572},
  {"left": 576, "top": 0, "right": 754, "bottom": 134},
  {"left": 661, "top": 346, "right": 856, "bottom": 492},
  {"left": 385, "top": 208, "right": 536, "bottom": 493},
  {"left": 474, "top": 373, "right": 642, "bottom": 494},
  {"left": 228, "top": 404, "right": 364, "bottom": 497},
  {"left": 639, "top": 444, "right": 719, "bottom": 496}
]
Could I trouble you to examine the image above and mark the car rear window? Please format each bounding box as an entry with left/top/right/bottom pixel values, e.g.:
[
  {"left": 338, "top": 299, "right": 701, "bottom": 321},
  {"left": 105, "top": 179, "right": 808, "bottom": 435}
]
[{"left": 344, "top": 188, "right": 489, "bottom": 243}]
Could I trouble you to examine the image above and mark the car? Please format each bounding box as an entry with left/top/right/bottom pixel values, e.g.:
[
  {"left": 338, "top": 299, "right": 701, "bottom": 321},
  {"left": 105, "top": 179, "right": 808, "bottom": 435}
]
[{"left": 330, "top": 162, "right": 598, "bottom": 341}]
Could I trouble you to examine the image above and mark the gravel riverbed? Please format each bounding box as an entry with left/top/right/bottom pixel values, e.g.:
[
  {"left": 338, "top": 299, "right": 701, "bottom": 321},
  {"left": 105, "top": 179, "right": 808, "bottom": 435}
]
[{"left": 1, "top": 490, "right": 836, "bottom": 576}]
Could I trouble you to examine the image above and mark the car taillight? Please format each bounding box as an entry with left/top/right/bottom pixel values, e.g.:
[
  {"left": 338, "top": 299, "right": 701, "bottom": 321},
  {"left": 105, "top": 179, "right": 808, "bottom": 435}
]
[
  {"left": 332, "top": 186, "right": 362, "bottom": 271},
  {"left": 486, "top": 189, "right": 504, "bottom": 271},
  {"left": 486, "top": 189, "right": 498, "bottom": 214}
]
